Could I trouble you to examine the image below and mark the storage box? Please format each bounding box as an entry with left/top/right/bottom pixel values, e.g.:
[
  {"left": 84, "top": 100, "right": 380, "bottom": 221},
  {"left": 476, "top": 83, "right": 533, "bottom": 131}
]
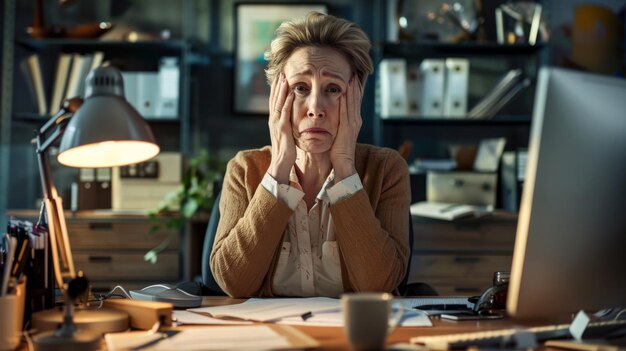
[
  {"left": 427, "top": 171, "right": 497, "bottom": 207},
  {"left": 112, "top": 152, "right": 182, "bottom": 211}
]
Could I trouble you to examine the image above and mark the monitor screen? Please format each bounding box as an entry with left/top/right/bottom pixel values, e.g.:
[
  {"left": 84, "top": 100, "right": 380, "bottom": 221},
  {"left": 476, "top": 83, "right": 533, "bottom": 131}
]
[{"left": 507, "top": 67, "right": 626, "bottom": 319}]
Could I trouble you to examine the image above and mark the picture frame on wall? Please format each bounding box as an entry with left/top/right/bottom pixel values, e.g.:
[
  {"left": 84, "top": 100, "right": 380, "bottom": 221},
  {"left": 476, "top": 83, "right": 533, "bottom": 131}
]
[{"left": 234, "top": 3, "right": 327, "bottom": 114}]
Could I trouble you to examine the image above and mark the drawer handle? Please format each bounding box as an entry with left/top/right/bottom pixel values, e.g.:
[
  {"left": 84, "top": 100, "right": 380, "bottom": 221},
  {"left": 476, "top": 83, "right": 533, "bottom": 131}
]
[
  {"left": 454, "top": 287, "right": 482, "bottom": 294},
  {"left": 88, "top": 256, "right": 112, "bottom": 263},
  {"left": 89, "top": 223, "right": 113, "bottom": 231},
  {"left": 455, "top": 257, "right": 480, "bottom": 264}
]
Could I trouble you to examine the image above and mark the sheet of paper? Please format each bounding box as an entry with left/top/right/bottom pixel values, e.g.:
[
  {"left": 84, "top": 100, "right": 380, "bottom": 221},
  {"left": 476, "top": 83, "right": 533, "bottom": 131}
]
[
  {"left": 173, "top": 310, "right": 253, "bottom": 325},
  {"left": 152, "top": 326, "right": 290, "bottom": 351},
  {"left": 277, "top": 308, "right": 432, "bottom": 327},
  {"left": 105, "top": 330, "right": 166, "bottom": 351},
  {"left": 188, "top": 297, "right": 340, "bottom": 322}
]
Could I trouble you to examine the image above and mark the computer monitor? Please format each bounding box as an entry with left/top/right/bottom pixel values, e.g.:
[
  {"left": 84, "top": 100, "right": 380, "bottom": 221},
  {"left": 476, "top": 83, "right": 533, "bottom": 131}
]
[{"left": 507, "top": 67, "right": 626, "bottom": 319}]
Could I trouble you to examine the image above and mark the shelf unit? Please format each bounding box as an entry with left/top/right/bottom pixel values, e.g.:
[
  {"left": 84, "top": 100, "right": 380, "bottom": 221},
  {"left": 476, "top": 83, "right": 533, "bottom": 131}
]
[
  {"left": 12, "top": 37, "right": 193, "bottom": 153},
  {"left": 373, "top": 41, "right": 546, "bottom": 149}
]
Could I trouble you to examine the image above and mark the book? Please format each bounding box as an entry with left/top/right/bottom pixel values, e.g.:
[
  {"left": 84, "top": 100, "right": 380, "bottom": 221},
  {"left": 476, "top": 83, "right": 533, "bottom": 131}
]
[
  {"left": 48, "top": 53, "right": 73, "bottom": 115},
  {"left": 20, "top": 54, "right": 47, "bottom": 115},
  {"left": 64, "top": 53, "right": 93, "bottom": 99},
  {"left": 410, "top": 201, "right": 492, "bottom": 221}
]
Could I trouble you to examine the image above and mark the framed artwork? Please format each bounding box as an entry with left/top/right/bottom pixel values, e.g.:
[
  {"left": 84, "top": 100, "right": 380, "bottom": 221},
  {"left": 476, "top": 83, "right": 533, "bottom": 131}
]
[{"left": 234, "top": 3, "right": 327, "bottom": 114}]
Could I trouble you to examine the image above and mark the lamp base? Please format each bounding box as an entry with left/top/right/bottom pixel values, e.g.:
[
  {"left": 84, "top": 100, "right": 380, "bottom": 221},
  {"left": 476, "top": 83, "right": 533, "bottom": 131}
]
[
  {"left": 32, "top": 329, "right": 101, "bottom": 351},
  {"left": 32, "top": 307, "right": 129, "bottom": 335}
]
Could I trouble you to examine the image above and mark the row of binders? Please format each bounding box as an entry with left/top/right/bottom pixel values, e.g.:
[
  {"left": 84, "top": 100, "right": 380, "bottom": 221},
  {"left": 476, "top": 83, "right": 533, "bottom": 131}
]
[
  {"left": 379, "top": 58, "right": 469, "bottom": 119},
  {"left": 378, "top": 58, "right": 530, "bottom": 119},
  {"left": 21, "top": 52, "right": 104, "bottom": 116}
]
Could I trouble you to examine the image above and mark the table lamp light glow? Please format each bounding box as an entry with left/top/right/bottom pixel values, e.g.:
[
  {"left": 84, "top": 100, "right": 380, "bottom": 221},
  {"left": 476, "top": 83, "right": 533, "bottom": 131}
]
[{"left": 32, "top": 65, "right": 159, "bottom": 351}]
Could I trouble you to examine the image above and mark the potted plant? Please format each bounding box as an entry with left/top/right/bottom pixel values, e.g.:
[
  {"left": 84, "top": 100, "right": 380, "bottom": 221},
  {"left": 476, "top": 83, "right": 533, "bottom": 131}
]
[{"left": 145, "top": 149, "right": 225, "bottom": 263}]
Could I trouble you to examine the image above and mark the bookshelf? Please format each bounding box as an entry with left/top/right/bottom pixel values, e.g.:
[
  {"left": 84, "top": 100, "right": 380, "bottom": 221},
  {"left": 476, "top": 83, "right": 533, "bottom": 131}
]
[{"left": 370, "top": 1, "right": 548, "bottom": 212}]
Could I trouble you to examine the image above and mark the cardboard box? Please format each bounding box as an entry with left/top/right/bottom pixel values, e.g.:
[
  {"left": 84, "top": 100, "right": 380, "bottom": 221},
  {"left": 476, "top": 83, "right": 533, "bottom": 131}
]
[{"left": 427, "top": 171, "right": 497, "bottom": 207}]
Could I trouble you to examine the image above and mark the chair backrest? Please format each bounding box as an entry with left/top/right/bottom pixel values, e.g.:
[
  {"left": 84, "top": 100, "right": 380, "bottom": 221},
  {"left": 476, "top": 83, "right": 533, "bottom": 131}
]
[
  {"left": 398, "top": 214, "right": 414, "bottom": 291},
  {"left": 398, "top": 215, "right": 438, "bottom": 296},
  {"left": 201, "top": 191, "right": 226, "bottom": 295}
]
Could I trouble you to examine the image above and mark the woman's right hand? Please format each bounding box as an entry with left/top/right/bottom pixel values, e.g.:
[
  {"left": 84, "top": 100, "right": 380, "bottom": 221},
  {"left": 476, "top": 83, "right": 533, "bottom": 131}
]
[{"left": 268, "top": 74, "right": 296, "bottom": 184}]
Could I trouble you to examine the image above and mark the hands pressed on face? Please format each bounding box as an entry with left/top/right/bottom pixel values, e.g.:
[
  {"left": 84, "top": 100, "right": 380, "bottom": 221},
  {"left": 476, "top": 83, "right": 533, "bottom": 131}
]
[
  {"left": 267, "top": 73, "right": 363, "bottom": 183},
  {"left": 268, "top": 74, "right": 296, "bottom": 184},
  {"left": 331, "top": 75, "right": 363, "bottom": 180}
]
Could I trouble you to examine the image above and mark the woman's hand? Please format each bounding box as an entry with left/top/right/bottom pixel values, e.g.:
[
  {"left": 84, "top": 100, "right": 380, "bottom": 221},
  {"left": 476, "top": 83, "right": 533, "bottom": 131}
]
[
  {"left": 268, "top": 74, "right": 296, "bottom": 184},
  {"left": 331, "top": 75, "right": 362, "bottom": 180}
]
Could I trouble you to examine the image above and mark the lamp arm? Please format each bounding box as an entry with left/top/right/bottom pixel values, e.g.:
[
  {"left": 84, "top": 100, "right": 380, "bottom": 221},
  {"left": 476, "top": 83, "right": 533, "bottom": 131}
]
[{"left": 35, "top": 97, "right": 83, "bottom": 290}]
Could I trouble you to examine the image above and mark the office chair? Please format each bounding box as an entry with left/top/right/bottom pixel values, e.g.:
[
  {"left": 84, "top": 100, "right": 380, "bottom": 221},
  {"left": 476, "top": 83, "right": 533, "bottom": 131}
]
[
  {"left": 200, "top": 190, "right": 227, "bottom": 295},
  {"left": 200, "top": 191, "right": 437, "bottom": 296}
]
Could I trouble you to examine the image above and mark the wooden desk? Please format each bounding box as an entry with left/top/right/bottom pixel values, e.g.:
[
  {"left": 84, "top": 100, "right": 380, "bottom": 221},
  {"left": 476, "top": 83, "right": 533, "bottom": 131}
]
[{"left": 19, "top": 297, "right": 622, "bottom": 350}]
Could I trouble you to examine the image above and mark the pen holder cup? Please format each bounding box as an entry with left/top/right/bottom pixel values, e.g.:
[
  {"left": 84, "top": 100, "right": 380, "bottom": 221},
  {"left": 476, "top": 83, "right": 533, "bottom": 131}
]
[{"left": 0, "top": 279, "right": 26, "bottom": 350}]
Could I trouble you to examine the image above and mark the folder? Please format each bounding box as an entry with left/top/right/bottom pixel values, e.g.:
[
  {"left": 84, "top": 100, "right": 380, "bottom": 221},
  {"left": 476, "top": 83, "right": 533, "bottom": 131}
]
[
  {"left": 444, "top": 58, "right": 469, "bottom": 118},
  {"left": 419, "top": 59, "right": 445, "bottom": 118},
  {"left": 379, "top": 58, "right": 408, "bottom": 118},
  {"left": 406, "top": 63, "right": 422, "bottom": 118}
]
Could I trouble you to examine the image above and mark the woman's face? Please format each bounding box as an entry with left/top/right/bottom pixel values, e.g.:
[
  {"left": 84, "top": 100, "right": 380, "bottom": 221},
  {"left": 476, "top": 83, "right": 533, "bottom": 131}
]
[{"left": 283, "top": 46, "right": 352, "bottom": 154}]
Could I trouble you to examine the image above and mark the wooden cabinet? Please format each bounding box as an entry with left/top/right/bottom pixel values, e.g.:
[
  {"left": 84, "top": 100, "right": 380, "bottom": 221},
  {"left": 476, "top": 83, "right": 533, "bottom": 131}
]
[
  {"left": 410, "top": 212, "right": 516, "bottom": 296},
  {"left": 8, "top": 210, "right": 180, "bottom": 293},
  {"left": 65, "top": 213, "right": 180, "bottom": 293}
]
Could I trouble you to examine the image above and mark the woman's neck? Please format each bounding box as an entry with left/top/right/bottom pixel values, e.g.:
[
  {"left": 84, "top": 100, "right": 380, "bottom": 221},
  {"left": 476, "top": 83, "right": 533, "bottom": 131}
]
[{"left": 295, "top": 149, "right": 332, "bottom": 208}]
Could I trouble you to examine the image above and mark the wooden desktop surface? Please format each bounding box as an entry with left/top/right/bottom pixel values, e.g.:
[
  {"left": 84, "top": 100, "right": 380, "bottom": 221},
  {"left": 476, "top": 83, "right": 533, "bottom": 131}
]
[{"left": 200, "top": 297, "right": 568, "bottom": 351}]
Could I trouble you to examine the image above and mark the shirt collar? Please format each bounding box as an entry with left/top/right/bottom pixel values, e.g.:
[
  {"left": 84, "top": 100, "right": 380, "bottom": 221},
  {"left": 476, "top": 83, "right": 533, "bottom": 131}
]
[{"left": 288, "top": 167, "right": 336, "bottom": 203}]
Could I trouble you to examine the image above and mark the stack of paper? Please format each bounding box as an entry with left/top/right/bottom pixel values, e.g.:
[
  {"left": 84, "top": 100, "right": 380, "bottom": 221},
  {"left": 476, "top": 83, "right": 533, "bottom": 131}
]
[{"left": 410, "top": 201, "right": 492, "bottom": 221}]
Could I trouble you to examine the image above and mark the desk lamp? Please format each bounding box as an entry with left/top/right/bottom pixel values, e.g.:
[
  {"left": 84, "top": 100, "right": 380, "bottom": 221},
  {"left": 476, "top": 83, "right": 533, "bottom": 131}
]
[{"left": 31, "top": 65, "right": 160, "bottom": 351}]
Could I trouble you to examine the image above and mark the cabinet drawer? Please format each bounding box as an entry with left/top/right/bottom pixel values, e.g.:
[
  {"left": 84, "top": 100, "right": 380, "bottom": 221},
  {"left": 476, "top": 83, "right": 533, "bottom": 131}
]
[
  {"left": 409, "top": 254, "right": 511, "bottom": 281},
  {"left": 68, "top": 222, "right": 179, "bottom": 250},
  {"left": 73, "top": 251, "right": 179, "bottom": 280},
  {"left": 413, "top": 217, "right": 516, "bottom": 252}
]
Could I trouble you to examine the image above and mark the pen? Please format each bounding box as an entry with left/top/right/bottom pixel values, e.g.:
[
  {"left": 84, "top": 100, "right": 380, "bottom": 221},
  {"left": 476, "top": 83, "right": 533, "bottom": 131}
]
[{"left": 301, "top": 311, "right": 313, "bottom": 321}]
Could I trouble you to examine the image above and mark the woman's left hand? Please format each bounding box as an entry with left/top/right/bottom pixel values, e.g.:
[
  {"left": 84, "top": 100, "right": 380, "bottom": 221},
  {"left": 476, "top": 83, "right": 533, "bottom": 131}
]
[{"left": 331, "top": 75, "right": 362, "bottom": 180}]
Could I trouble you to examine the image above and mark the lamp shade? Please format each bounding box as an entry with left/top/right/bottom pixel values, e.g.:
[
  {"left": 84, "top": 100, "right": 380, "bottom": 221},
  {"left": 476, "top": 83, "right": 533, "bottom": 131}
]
[{"left": 57, "top": 66, "right": 160, "bottom": 168}]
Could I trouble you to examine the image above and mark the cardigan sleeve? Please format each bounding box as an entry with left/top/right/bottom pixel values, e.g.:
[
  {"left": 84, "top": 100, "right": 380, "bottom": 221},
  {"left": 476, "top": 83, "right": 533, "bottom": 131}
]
[
  {"left": 210, "top": 152, "right": 293, "bottom": 297},
  {"left": 330, "top": 150, "right": 411, "bottom": 292}
]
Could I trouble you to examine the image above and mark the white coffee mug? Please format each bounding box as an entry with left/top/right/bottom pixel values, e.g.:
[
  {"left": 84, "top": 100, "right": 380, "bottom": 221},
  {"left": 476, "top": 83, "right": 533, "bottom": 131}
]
[
  {"left": 0, "top": 279, "right": 26, "bottom": 350},
  {"left": 341, "top": 292, "right": 404, "bottom": 350}
]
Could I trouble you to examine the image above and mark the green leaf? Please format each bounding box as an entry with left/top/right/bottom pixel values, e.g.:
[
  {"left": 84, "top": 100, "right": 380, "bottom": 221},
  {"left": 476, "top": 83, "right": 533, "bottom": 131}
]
[{"left": 181, "top": 199, "right": 199, "bottom": 218}]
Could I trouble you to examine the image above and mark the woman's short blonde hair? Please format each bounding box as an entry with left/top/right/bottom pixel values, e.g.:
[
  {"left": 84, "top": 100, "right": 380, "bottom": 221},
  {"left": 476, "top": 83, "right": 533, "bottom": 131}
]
[{"left": 265, "top": 11, "right": 373, "bottom": 87}]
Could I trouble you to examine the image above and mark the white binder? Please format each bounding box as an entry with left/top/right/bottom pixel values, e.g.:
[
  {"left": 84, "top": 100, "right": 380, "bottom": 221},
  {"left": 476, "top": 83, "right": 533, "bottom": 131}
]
[
  {"left": 444, "top": 58, "right": 469, "bottom": 118},
  {"left": 419, "top": 59, "right": 445, "bottom": 118},
  {"left": 379, "top": 58, "right": 408, "bottom": 118}
]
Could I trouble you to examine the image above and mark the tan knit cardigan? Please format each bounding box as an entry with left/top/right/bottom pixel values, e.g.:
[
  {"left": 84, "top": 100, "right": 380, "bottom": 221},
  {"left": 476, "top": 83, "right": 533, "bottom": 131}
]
[{"left": 210, "top": 144, "right": 411, "bottom": 297}]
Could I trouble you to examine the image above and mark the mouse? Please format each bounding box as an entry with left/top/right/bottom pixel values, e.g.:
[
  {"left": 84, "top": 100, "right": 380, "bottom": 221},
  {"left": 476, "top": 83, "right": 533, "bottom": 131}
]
[{"left": 129, "top": 284, "right": 202, "bottom": 308}]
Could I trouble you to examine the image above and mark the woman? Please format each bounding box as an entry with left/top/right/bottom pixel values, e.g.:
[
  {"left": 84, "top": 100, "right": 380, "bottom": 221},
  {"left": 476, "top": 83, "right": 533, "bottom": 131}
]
[{"left": 211, "top": 12, "right": 410, "bottom": 298}]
